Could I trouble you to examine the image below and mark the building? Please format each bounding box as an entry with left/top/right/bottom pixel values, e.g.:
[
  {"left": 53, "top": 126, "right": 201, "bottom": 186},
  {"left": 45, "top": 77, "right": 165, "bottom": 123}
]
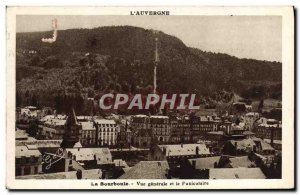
[
  {"left": 118, "top": 161, "right": 170, "bottom": 179},
  {"left": 131, "top": 115, "right": 170, "bottom": 144},
  {"left": 16, "top": 129, "right": 30, "bottom": 141},
  {"left": 264, "top": 139, "right": 282, "bottom": 150},
  {"left": 66, "top": 148, "right": 113, "bottom": 167},
  {"left": 224, "top": 139, "right": 256, "bottom": 156},
  {"left": 80, "top": 121, "right": 96, "bottom": 147},
  {"left": 244, "top": 112, "right": 260, "bottom": 131},
  {"left": 41, "top": 118, "right": 66, "bottom": 139},
  {"left": 252, "top": 137, "right": 275, "bottom": 155},
  {"left": 209, "top": 167, "right": 266, "bottom": 179},
  {"left": 116, "top": 123, "right": 132, "bottom": 148},
  {"left": 188, "top": 156, "right": 221, "bottom": 170},
  {"left": 170, "top": 116, "right": 191, "bottom": 144},
  {"left": 15, "top": 145, "right": 42, "bottom": 176},
  {"left": 198, "top": 116, "right": 217, "bottom": 137},
  {"left": 16, "top": 169, "right": 102, "bottom": 179},
  {"left": 94, "top": 119, "right": 118, "bottom": 146},
  {"left": 255, "top": 119, "right": 282, "bottom": 141},
  {"left": 149, "top": 115, "right": 170, "bottom": 143},
  {"left": 188, "top": 155, "right": 255, "bottom": 170},
  {"left": 151, "top": 143, "right": 211, "bottom": 162},
  {"left": 131, "top": 114, "right": 149, "bottom": 130},
  {"left": 61, "top": 109, "right": 82, "bottom": 148},
  {"left": 131, "top": 128, "right": 152, "bottom": 148},
  {"left": 224, "top": 138, "right": 275, "bottom": 156},
  {"left": 77, "top": 116, "right": 93, "bottom": 123},
  {"left": 19, "top": 106, "right": 42, "bottom": 121}
]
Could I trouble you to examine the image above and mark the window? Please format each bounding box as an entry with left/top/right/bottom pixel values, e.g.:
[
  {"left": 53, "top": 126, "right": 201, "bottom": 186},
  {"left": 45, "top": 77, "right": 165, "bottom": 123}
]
[
  {"left": 15, "top": 167, "right": 22, "bottom": 176},
  {"left": 16, "top": 158, "right": 21, "bottom": 164},
  {"left": 34, "top": 166, "right": 38, "bottom": 174},
  {"left": 24, "top": 167, "right": 31, "bottom": 175}
]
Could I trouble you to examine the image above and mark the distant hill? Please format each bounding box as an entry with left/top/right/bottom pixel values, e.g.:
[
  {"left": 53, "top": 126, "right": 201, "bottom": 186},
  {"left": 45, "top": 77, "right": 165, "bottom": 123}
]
[{"left": 16, "top": 26, "right": 282, "bottom": 112}]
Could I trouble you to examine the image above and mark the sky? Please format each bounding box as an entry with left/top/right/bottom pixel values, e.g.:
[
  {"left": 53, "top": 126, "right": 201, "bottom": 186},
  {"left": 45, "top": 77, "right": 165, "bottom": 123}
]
[{"left": 17, "top": 15, "right": 282, "bottom": 62}]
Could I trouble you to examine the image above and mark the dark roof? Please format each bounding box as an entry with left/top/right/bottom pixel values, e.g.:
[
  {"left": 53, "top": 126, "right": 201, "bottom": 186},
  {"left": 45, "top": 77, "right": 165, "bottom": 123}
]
[
  {"left": 188, "top": 156, "right": 221, "bottom": 169},
  {"left": 209, "top": 167, "right": 266, "bottom": 179},
  {"left": 16, "top": 169, "right": 102, "bottom": 179},
  {"left": 65, "top": 108, "right": 78, "bottom": 127},
  {"left": 118, "top": 161, "right": 169, "bottom": 179}
]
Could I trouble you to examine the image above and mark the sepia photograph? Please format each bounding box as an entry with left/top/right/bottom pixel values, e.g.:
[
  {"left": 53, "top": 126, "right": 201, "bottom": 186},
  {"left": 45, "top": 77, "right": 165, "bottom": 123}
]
[{"left": 6, "top": 6, "right": 294, "bottom": 190}]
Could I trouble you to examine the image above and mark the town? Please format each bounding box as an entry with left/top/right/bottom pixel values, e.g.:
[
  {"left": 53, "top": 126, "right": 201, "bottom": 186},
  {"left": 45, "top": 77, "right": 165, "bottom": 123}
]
[
  {"left": 14, "top": 21, "right": 282, "bottom": 181},
  {"left": 15, "top": 98, "right": 282, "bottom": 180}
]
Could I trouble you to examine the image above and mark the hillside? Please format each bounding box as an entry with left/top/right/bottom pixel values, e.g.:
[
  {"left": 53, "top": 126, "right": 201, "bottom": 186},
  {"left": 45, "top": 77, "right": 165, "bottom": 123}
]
[{"left": 16, "top": 26, "right": 282, "bottom": 113}]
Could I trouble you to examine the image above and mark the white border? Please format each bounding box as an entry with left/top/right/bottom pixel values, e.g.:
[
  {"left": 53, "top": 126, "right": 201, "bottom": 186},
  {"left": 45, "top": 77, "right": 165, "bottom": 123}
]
[{"left": 6, "top": 6, "right": 294, "bottom": 190}]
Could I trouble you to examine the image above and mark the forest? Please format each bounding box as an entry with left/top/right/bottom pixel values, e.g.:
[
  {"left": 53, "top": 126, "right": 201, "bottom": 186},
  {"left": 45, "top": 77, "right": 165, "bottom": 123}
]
[{"left": 16, "top": 26, "right": 282, "bottom": 114}]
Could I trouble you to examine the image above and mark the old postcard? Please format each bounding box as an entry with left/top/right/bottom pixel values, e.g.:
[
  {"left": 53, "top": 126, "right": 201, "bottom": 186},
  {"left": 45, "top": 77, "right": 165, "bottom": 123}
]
[{"left": 6, "top": 6, "right": 294, "bottom": 190}]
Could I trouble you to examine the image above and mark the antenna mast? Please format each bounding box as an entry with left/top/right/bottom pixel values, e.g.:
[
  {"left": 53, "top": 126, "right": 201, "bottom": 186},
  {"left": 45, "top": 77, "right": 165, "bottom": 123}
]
[{"left": 154, "top": 32, "right": 159, "bottom": 94}]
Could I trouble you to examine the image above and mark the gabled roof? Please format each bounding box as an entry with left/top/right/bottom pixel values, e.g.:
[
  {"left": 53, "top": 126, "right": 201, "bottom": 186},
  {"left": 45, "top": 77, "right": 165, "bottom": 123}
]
[
  {"left": 16, "top": 169, "right": 102, "bottom": 179},
  {"left": 253, "top": 138, "right": 275, "bottom": 151},
  {"left": 16, "top": 145, "right": 41, "bottom": 157},
  {"left": 16, "top": 129, "right": 29, "bottom": 140},
  {"left": 16, "top": 140, "right": 63, "bottom": 148},
  {"left": 209, "top": 167, "right": 266, "bottom": 179},
  {"left": 229, "top": 139, "right": 256, "bottom": 150},
  {"left": 66, "top": 148, "right": 112, "bottom": 164},
  {"left": 118, "top": 161, "right": 169, "bottom": 179},
  {"left": 229, "top": 156, "right": 255, "bottom": 168},
  {"left": 158, "top": 144, "right": 210, "bottom": 157},
  {"left": 188, "top": 156, "right": 221, "bottom": 169}
]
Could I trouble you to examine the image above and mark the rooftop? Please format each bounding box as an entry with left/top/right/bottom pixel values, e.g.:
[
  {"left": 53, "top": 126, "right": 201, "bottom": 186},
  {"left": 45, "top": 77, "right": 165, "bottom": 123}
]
[
  {"left": 66, "top": 148, "right": 112, "bottom": 164},
  {"left": 16, "top": 140, "right": 63, "bottom": 148},
  {"left": 16, "top": 129, "right": 29, "bottom": 140},
  {"left": 94, "top": 119, "right": 116, "bottom": 125},
  {"left": 229, "top": 156, "right": 255, "bottom": 168},
  {"left": 209, "top": 167, "right": 266, "bottom": 179},
  {"left": 229, "top": 139, "right": 256, "bottom": 150},
  {"left": 158, "top": 144, "right": 210, "bottom": 157},
  {"left": 81, "top": 121, "right": 96, "bottom": 131},
  {"left": 16, "top": 145, "right": 41, "bottom": 157},
  {"left": 245, "top": 112, "right": 260, "bottom": 117},
  {"left": 16, "top": 169, "right": 102, "bottom": 179},
  {"left": 188, "top": 156, "right": 221, "bottom": 169},
  {"left": 44, "top": 118, "right": 66, "bottom": 126},
  {"left": 207, "top": 131, "right": 224, "bottom": 135},
  {"left": 119, "top": 161, "right": 169, "bottom": 179},
  {"left": 150, "top": 115, "right": 169, "bottom": 119}
]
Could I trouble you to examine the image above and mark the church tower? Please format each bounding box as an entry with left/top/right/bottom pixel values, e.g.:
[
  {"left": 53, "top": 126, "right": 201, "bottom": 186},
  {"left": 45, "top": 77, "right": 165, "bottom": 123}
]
[{"left": 61, "top": 108, "right": 82, "bottom": 148}]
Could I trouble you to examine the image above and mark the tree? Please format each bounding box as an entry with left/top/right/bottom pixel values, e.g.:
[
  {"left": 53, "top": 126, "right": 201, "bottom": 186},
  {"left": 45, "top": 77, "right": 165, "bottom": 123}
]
[
  {"left": 235, "top": 117, "right": 240, "bottom": 125},
  {"left": 28, "top": 119, "right": 39, "bottom": 137},
  {"left": 258, "top": 99, "right": 264, "bottom": 113},
  {"left": 30, "top": 94, "right": 38, "bottom": 107},
  {"left": 16, "top": 92, "right": 22, "bottom": 107},
  {"left": 29, "top": 55, "right": 42, "bottom": 67}
]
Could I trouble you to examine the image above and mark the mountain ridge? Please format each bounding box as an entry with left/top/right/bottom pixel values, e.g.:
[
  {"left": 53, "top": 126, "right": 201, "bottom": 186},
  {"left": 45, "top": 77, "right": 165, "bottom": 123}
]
[{"left": 16, "top": 25, "right": 282, "bottom": 110}]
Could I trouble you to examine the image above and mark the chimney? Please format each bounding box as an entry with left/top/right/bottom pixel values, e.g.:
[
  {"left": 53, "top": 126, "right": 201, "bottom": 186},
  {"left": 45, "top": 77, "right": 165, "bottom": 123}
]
[
  {"left": 192, "top": 160, "right": 196, "bottom": 169},
  {"left": 163, "top": 147, "right": 167, "bottom": 155},
  {"left": 196, "top": 146, "right": 199, "bottom": 156},
  {"left": 235, "top": 142, "right": 238, "bottom": 156},
  {"left": 94, "top": 121, "right": 99, "bottom": 147},
  {"left": 270, "top": 128, "right": 274, "bottom": 147},
  {"left": 76, "top": 169, "right": 82, "bottom": 180}
]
